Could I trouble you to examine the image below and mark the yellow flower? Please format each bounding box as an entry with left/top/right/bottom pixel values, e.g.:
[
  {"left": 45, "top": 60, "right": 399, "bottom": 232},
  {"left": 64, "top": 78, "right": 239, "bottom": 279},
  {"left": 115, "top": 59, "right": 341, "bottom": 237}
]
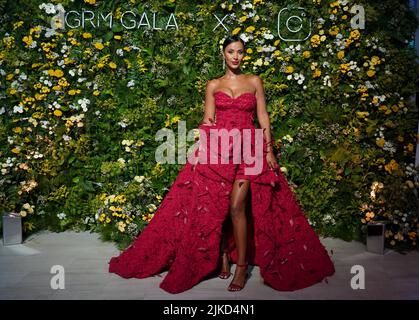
[
  {"left": 13, "top": 21, "right": 24, "bottom": 29},
  {"left": 171, "top": 115, "right": 181, "bottom": 124},
  {"left": 94, "top": 42, "right": 104, "bottom": 50},
  {"left": 312, "top": 69, "right": 321, "bottom": 78},
  {"left": 356, "top": 111, "right": 369, "bottom": 118},
  {"left": 13, "top": 127, "right": 23, "bottom": 134},
  {"left": 284, "top": 66, "right": 294, "bottom": 74},
  {"left": 22, "top": 35, "right": 34, "bottom": 47},
  {"left": 11, "top": 147, "right": 21, "bottom": 154},
  {"left": 310, "top": 34, "right": 320, "bottom": 47},
  {"left": 68, "top": 89, "right": 81, "bottom": 95},
  {"left": 232, "top": 27, "right": 241, "bottom": 35},
  {"left": 109, "top": 62, "right": 117, "bottom": 69},
  {"left": 350, "top": 29, "right": 360, "bottom": 40},
  {"left": 245, "top": 26, "right": 255, "bottom": 33},
  {"left": 367, "top": 69, "right": 375, "bottom": 77},
  {"left": 82, "top": 32, "right": 92, "bottom": 39},
  {"left": 371, "top": 56, "right": 381, "bottom": 66},
  {"left": 114, "top": 35, "right": 122, "bottom": 40},
  {"left": 48, "top": 69, "right": 64, "bottom": 78},
  {"left": 407, "top": 143, "right": 414, "bottom": 152},
  {"left": 339, "top": 63, "right": 350, "bottom": 73},
  {"left": 246, "top": 48, "right": 253, "bottom": 54},
  {"left": 117, "top": 221, "right": 126, "bottom": 232},
  {"left": 379, "top": 105, "right": 387, "bottom": 112},
  {"left": 84, "top": 0, "right": 96, "bottom": 4},
  {"left": 93, "top": 90, "right": 100, "bottom": 96},
  {"left": 376, "top": 138, "right": 385, "bottom": 148},
  {"left": 329, "top": 26, "right": 340, "bottom": 36},
  {"left": 35, "top": 93, "right": 46, "bottom": 100},
  {"left": 337, "top": 51, "right": 345, "bottom": 59},
  {"left": 53, "top": 109, "right": 62, "bottom": 117},
  {"left": 302, "top": 51, "right": 311, "bottom": 58}
]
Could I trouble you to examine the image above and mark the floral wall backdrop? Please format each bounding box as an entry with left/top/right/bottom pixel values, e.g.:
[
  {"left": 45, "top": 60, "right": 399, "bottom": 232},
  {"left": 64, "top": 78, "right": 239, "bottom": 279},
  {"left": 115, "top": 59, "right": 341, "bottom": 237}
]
[{"left": 0, "top": 0, "right": 418, "bottom": 251}]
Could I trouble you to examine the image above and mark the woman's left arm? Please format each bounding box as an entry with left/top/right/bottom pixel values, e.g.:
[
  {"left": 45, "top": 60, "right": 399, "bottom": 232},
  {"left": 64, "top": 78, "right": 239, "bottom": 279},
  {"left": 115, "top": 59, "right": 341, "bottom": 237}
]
[{"left": 253, "top": 75, "right": 279, "bottom": 170}]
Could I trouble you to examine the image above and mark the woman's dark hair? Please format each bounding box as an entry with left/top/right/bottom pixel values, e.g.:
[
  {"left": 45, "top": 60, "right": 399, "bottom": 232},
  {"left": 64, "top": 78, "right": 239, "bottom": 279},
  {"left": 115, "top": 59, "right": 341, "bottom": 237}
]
[{"left": 222, "top": 35, "right": 246, "bottom": 51}]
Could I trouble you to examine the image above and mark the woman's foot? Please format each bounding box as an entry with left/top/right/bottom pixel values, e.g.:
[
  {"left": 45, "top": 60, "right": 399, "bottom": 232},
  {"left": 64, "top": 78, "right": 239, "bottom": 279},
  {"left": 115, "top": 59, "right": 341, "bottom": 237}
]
[
  {"left": 218, "top": 252, "right": 232, "bottom": 279},
  {"left": 227, "top": 262, "right": 248, "bottom": 291}
]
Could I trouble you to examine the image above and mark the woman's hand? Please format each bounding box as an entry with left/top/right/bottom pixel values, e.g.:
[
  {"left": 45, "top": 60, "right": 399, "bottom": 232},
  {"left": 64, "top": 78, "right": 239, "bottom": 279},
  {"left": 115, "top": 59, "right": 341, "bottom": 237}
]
[
  {"left": 200, "top": 117, "right": 215, "bottom": 126},
  {"left": 266, "top": 151, "right": 279, "bottom": 170}
]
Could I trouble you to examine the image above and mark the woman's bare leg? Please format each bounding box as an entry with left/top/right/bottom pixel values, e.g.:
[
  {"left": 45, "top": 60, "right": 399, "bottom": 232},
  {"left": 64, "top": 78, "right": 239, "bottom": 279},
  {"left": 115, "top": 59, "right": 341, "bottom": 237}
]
[
  {"left": 219, "top": 223, "right": 230, "bottom": 276},
  {"left": 229, "top": 179, "right": 250, "bottom": 288}
]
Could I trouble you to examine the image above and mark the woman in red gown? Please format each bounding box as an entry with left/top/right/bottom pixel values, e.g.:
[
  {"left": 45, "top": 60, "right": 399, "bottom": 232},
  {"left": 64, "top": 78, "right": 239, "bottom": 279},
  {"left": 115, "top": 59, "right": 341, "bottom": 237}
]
[{"left": 108, "top": 35, "right": 335, "bottom": 294}]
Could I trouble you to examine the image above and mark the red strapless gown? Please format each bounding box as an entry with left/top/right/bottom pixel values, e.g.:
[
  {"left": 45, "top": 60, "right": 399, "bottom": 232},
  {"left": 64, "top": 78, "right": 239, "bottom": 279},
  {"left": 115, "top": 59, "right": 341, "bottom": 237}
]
[{"left": 108, "top": 91, "right": 335, "bottom": 294}]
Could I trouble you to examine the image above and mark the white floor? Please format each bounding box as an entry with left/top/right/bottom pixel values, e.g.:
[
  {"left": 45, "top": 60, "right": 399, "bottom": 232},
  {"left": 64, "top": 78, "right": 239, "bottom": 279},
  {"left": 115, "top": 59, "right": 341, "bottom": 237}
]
[{"left": 0, "top": 230, "right": 418, "bottom": 300}]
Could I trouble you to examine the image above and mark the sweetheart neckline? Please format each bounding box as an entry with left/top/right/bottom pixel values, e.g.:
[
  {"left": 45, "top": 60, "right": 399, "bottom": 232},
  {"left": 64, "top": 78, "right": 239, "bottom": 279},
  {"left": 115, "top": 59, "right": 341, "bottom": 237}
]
[{"left": 214, "top": 91, "right": 256, "bottom": 100}]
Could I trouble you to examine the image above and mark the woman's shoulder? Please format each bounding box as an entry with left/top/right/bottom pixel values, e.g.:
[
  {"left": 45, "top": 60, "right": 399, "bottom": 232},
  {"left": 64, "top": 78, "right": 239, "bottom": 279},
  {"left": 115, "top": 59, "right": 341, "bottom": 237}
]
[
  {"left": 247, "top": 73, "right": 261, "bottom": 81},
  {"left": 206, "top": 78, "right": 219, "bottom": 89}
]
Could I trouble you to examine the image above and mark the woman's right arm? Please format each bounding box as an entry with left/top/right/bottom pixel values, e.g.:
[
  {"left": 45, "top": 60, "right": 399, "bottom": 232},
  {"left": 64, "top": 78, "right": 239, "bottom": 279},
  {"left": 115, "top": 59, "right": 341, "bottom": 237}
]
[{"left": 201, "top": 80, "right": 216, "bottom": 126}]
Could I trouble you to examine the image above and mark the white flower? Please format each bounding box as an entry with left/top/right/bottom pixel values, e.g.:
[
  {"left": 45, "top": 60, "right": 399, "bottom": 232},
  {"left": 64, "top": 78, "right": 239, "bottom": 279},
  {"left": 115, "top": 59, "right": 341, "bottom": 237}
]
[
  {"left": 127, "top": 80, "right": 135, "bottom": 88},
  {"left": 283, "top": 134, "right": 294, "bottom": 143},
  {"left": 63, "top": 134, "right": 72, "bottom": 141},
  {"left": 57, "top": 212, "right": 66, "bottom": 220},
  {"left": 254, "top": 58, "right": 263, "bottom": 66},
  {"left": 0, "top": 107, "right": 5, "bottom": 115},
  {"left": 44, "top": 27, "right": 56, "bottom": 38},
  {"left": 13, "top": 105, "right": 23, "bottom": 113},
  {"left": 116, "top": 49, "right": 124, "bottom": 56},
  {"left": 134, "top": 175, "right": 145, "bottom": 183},
  {"left": 39, "top": 3, "right": 56, "bottom": 14},
  {"left": 239, "top": 33, "right": 251, "bottom": 43},
  {"left": 263, "top": 32, "right": 274, "bottom": 40},
  {"left": 78, "top": 98, "right": 90, "bottom": 112}
]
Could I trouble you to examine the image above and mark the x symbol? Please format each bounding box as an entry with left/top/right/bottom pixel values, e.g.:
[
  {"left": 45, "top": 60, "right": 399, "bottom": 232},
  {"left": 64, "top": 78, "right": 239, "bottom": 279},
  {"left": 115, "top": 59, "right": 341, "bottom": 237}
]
[{"left": 213, "top": 13, "right": 230, "bottom": 32}]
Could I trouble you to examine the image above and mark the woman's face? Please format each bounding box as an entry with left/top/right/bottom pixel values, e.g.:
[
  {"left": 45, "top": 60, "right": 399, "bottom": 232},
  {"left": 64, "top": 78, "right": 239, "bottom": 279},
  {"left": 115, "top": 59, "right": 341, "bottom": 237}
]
[{"left": 223, "top": 41, "right": 245, "bottom": 69}]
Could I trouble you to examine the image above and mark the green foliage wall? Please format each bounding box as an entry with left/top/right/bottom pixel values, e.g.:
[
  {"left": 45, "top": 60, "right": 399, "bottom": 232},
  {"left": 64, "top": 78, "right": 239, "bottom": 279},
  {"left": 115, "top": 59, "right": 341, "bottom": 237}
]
[{"left": 0, "top": 0, "right": 418, "bottom": 251}]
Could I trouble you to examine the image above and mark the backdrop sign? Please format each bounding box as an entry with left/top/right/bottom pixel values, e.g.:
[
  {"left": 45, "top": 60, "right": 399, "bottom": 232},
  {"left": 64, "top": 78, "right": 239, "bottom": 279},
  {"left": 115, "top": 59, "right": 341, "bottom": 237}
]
[{"left": 46, "top": 4, "right": 365, "bottom": 42}]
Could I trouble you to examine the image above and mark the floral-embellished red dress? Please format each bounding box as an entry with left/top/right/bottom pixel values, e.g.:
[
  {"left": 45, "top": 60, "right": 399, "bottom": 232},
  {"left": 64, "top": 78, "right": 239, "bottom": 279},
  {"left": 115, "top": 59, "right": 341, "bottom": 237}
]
[{"left": 108, "top": 91, "right": 335, "bottom": 294}]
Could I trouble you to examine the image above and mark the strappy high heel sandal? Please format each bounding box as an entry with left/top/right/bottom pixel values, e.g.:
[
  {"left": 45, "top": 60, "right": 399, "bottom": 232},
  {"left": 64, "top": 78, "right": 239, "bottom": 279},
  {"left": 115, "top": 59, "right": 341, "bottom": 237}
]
[
  {"left": 227, "top": 262, "right": 249, "bottom": 291},
  {"left": 218, "top": 252, "right": 232, "bottom": 279}
]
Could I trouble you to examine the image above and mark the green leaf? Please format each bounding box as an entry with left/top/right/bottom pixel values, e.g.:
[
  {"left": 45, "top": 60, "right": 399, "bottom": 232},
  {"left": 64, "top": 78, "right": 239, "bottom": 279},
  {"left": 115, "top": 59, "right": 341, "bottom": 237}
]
[{"left": 103, "top": 31, "right": 114, "bottom": 41}]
